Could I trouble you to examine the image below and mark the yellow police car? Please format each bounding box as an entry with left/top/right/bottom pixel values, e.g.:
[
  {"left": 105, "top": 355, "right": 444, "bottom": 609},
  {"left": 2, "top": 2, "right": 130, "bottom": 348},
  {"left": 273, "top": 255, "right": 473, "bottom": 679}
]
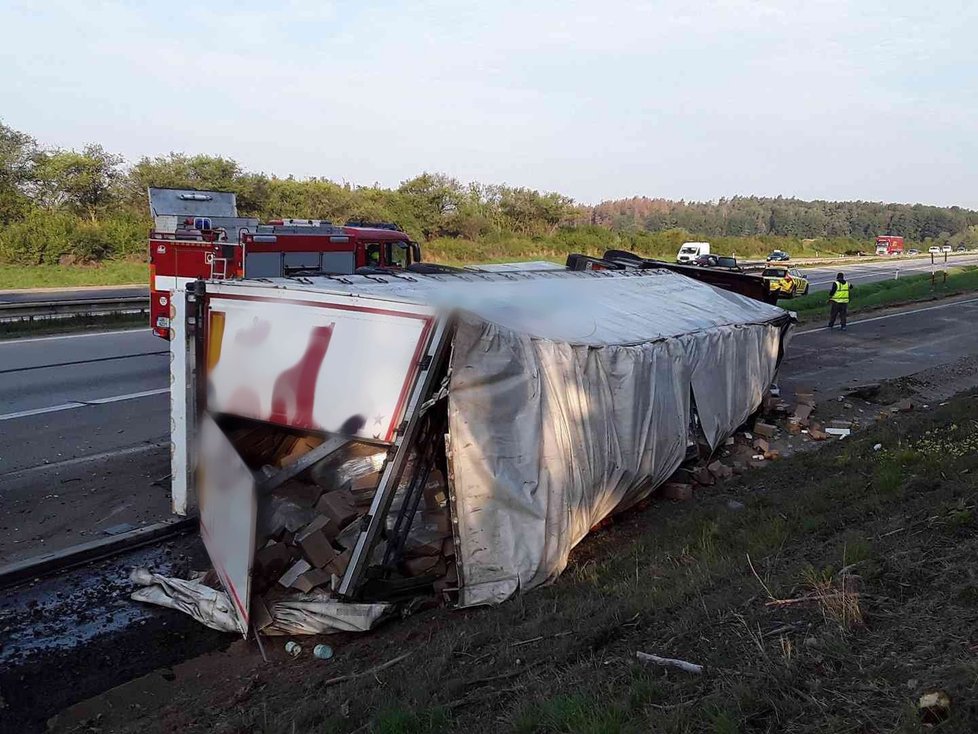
[{"left": 762, "top": 266, "right": 810, "bottom": 298}]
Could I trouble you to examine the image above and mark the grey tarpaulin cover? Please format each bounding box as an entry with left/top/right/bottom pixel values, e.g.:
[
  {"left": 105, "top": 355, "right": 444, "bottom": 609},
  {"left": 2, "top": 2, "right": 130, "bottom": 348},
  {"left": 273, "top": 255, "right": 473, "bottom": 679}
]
[{"left": 436, "top": 270, "right": 791, "bottom": 606}]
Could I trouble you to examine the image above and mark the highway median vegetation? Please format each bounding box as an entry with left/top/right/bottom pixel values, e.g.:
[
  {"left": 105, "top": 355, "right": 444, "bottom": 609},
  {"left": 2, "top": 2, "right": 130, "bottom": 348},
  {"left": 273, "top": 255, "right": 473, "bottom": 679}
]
[
  {"left": 4, "top": 118, "right": 978, "bottom": 288},
  {"left": 0, "top": 259, "right": 147, "bottom": 290},
  {"left": 789, "top": 266, "right": 978, "bottom": 322}
]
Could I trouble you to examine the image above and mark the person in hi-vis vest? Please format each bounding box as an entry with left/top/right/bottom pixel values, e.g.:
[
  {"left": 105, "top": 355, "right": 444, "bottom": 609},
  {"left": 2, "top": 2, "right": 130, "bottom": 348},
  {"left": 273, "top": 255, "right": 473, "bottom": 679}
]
[{"left": 827, "top": 272, "right": 850, "bottom": 330}]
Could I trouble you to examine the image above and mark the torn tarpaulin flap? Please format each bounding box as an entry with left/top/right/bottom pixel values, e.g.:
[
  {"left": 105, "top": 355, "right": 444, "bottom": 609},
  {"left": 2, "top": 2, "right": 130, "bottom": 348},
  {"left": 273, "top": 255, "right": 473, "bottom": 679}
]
[
  {"left": 131, "top": 568, "right": 391, "bottom": 636},
  {"left": 129, "top": 567, "right": 240, "bottom": 633},
  {"left": 262, "top": 592, "right": 391, "bottom": 636}
]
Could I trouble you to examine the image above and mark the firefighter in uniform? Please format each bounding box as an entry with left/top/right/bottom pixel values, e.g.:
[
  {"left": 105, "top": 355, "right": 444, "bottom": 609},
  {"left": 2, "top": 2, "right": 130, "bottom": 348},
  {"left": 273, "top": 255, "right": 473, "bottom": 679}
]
[{"left": 827, "top": 272, "right": 850, "bottom": 330}]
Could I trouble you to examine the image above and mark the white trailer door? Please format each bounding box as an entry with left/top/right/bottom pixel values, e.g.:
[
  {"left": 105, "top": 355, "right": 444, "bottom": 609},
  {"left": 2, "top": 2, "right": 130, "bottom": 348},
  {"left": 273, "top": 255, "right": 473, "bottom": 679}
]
[{"left": 198, "top": 414, "right": 255, "bottom": 636}]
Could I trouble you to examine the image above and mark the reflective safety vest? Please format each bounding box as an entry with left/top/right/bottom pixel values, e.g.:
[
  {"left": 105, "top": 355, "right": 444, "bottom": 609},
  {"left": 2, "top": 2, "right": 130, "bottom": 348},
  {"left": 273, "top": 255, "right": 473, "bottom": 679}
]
[{"left": 831, "top": 281, "right": 850, "bottom": 303}]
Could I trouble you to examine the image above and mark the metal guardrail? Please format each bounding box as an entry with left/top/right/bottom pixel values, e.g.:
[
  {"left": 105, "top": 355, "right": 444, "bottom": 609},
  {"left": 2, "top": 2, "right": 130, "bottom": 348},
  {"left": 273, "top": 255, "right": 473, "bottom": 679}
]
[
  {"left": 0, "top": 296, "right": 150, "bottom": 324},
  {"left": 0, "top": 517, "right": 197, "bottom": 589}
]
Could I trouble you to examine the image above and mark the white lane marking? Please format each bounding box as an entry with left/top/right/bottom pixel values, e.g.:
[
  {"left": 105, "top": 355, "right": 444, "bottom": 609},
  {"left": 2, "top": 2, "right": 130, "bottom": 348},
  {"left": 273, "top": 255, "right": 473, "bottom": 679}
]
[
  {"left": 0, "top": 441, "right": 168, "bottom": 480},
  {"left": 0, "top": 402, "right": 83, "bottom": 421},
  {"left": 86, "top": 388, "right": 169, "bottom": 405},
  {"left": 0, "top": 387, "right": 168, "bottom": 422},
  {"left": 0, "top": 327, "right": 151, "bottom": 345},
  {"left": 794, "top": 297, "right": 978, "bottom": 337}
]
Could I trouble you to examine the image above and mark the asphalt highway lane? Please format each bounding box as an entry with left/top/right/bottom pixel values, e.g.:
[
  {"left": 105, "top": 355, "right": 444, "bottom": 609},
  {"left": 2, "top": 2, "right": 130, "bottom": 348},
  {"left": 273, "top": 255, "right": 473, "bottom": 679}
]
[
  {"left": 782, "top": 295, "right": 978, "bottom": 395},
  {"left": 796, "top": 253, "right": 978, "bottom": 292},
  {"left": 0, "top": 329, "right": 168, "bottom": 476}
]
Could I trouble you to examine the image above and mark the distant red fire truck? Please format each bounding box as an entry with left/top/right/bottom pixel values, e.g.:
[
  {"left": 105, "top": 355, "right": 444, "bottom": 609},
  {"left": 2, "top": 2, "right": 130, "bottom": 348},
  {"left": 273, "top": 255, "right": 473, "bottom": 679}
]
[
  {"left": 148, "top": 188, "right": 421, "bottom": 339},
  {"left": 875, "top": 235, "right": 904, "bottom": 256}
]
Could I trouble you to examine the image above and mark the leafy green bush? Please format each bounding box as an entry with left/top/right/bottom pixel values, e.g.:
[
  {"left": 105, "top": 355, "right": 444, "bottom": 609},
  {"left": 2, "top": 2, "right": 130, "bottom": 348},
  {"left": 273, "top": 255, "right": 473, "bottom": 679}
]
[
  {"left": 0, "top": 208, "right": 76, "bottom": 264},
  {"left": 0, "top": 210, "right": 146, "bottom": 265}
]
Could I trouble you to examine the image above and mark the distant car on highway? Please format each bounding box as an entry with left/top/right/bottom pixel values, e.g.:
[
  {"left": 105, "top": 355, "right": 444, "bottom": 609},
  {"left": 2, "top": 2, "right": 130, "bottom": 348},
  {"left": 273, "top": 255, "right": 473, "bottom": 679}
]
[
  {"left": 907, "top": 248, "right": 920, "bottom": 255},
  {"left": 692, "top": 254, "right": 740, "bottom": 269},
  {"left": 941, "top": 245, "right": 952, "bottom": 254},
  {"left": 762, "top": 266, "right": 809, "bottom": 298},
  {"left": 928, "top": 246, "right": 941, "bottom": 255},
  {"left": 766, "top": 250, "right": 790, "bottom": 262}
]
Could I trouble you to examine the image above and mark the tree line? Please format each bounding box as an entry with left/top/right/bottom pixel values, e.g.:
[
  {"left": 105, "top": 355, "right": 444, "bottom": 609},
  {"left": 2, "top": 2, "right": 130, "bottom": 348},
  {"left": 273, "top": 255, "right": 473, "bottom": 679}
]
[
  {"left": 2, "top": 119, "right": 977, "bottom": 266},
  {"left": 591, "top": 195, "right": 978, "bottom": 244}
]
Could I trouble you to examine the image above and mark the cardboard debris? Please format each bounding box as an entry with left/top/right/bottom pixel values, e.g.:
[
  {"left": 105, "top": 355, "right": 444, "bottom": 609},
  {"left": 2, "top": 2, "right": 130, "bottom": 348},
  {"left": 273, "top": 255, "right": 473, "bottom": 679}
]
[
  {"left": 824, "top": 427, "right": 851, "bottom": 438},
  {"left": 279, "top": 559, "right": 312, "bottom": 588},
  {"left": 708, "top": 460, "right": 733, "bottom": 480},
  {"left": 795, "top": 392, "right": 816, "bottom": 407},
  {"left": 293, "top": 567, "right": 333, "bottom": 592},
  {"left": 334, "top": 520, "right": 361, "bottom": 551},
  {"left": 327, "top": 549, "right": 351, "bottom": 577},
  {"left": 277, "top": 436, "right": 324, "bottom": 468},
  {"left": 251, "top": 595, "right": 274, "bottom": 631},
  {"left": 254, "top": 541, "right": 294, "bottom": 588},
  {"left": 424, "top": 470, "right": 448, "bottom": 508},
  {"left": 316, "top": 489, "right": 358, "bottom": 529},
  {"left": 752, "top": 438, "right": 770, "bottom": 453},
  {"left": 827, "top": 419, "right": 853, "bottom": 430},
  {"left": 792, "top": 404, "right": 813, "bottom": 424},
  {"left": 753, "top": 422, "right": 777, "bottom": 438},
  {"left": 295, "top": 516, "right": 339, "bottom": 568},
  {"left": 403, "top": 555, "right": 447, "bottom": 576}
]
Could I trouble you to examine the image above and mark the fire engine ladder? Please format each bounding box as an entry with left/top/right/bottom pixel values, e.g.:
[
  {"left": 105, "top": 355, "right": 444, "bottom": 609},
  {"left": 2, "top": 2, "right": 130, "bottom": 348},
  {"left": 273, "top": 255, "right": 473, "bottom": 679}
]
[{"left": 209, "top": 256, "right": 229, "bottom": 280}]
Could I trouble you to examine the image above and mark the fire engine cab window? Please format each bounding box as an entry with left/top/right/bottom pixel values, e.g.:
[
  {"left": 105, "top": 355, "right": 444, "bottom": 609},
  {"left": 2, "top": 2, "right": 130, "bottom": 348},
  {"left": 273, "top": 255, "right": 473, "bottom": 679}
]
[
  {"left": 388, "top": 243, "right": 408, "bottom": 268},
  {"left": 366, "top": 244, "right": 382, "bottom": 265}
]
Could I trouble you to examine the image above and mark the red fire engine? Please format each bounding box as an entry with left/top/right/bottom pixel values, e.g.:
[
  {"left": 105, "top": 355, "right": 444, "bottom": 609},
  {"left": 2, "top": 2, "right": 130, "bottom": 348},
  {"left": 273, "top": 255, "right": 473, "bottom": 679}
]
[{"left": 148, "top": 188, "right": 421, "bottom": 339}]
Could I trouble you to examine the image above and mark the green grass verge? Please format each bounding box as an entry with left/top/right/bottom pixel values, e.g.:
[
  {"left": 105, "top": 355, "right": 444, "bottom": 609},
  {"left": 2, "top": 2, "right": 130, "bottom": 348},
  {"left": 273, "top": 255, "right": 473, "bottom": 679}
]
[
  {"left": 170, "top": 391, "right": 978, "bottom": 734},
  {"left": 0, "top": 260, "right": 147, "bottom": 290},
  {"left": 789, "top": 266, "right": 978, "bottom": 322}
]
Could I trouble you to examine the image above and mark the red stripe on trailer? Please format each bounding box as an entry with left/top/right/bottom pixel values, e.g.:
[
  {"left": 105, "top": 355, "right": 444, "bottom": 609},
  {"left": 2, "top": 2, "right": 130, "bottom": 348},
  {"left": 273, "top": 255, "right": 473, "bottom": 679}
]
[{"left": 199, "top": 519, "right": 250, "bottom": 630}]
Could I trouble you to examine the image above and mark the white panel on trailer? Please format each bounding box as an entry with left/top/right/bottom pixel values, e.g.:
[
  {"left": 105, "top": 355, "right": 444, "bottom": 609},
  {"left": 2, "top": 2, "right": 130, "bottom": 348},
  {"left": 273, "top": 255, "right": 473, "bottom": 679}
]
[
  {"left": 198, "top": 414, "right": 255, "bottom": 636},
  {"left": 204, "top": 286, "right": 436, "bottom": 442},
  {"left": 169, "top": 285, "right": 190, "bottom": 515}
]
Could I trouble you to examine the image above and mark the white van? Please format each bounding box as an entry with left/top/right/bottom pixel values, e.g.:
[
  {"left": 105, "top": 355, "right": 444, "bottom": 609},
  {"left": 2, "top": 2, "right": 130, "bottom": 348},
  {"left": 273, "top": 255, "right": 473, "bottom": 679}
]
[{"left": 677, "top": 242, "right": 710, "bottom": 263}]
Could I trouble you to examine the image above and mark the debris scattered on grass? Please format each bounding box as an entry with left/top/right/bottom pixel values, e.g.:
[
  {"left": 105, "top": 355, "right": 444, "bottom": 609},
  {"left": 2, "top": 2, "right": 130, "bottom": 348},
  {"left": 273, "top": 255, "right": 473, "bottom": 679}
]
[
  {"left": 918, "top": 690, "right": 951, "bottom": 725},
  {"left": 635, "top": 651, "right": 704, "bottom": 675}
]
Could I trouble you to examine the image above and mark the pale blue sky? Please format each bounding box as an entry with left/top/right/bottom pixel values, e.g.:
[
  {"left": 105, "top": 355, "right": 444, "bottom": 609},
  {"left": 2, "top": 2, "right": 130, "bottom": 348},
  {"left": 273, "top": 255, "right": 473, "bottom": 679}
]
[{"left": 2, "top": 0, "right": 976, "bottom": 206}]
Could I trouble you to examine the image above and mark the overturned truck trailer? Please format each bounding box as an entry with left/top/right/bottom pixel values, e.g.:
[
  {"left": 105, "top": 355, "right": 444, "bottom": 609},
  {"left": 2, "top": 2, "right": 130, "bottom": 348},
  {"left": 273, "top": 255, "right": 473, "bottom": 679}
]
[{"left": 160, "top": 266, "right": 792, "bottom": 635}]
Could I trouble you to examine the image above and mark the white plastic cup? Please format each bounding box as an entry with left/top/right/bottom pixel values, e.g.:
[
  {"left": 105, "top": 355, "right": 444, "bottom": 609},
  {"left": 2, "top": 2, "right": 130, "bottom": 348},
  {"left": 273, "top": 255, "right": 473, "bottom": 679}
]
[{"left": 285, "top": 641, "right": 302, "bottom": 657}]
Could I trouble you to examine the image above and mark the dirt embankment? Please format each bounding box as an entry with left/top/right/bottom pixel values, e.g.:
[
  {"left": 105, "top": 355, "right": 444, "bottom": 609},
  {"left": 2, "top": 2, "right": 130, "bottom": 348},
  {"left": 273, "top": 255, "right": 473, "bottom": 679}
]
[{"left": 46, "top": 382, "right": 978, "bottom": 734}]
